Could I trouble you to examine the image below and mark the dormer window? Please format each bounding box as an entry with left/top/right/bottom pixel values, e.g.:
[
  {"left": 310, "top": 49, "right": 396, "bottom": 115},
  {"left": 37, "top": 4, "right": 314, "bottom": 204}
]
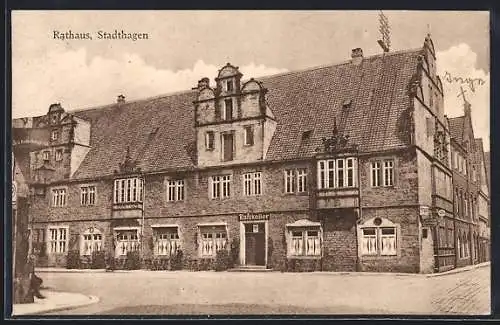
[
  {"left": 302, "top": 130, "right": 312, "bottom": 141},
  {"left": 43, "top": 151, "right": 50, "bottom": 161},
  {"left": 205, "top": 131, "right": 215, "bottom": 150},
  {"left": 244, "top": 125, "right": 254, "bottom": 146},
  {"left": 51, "top": 130, "right": 59, "bottom": 141},
  {"left": 226, "top": 80, "right": 234, "bottom": 92},
  {"left": 223, "top": 98, "right": 233, "bottom": 120}
]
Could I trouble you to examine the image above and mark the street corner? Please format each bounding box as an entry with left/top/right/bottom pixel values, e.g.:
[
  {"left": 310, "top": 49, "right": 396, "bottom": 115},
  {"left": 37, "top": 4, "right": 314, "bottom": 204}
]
[{"left": 11, "top": 290, "right": 99, "bottom": 316}]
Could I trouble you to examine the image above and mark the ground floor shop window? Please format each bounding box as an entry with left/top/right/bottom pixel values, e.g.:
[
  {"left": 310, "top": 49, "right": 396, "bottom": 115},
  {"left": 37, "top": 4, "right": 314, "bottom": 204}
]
[
  {"left": 198, "top": 224, "right": 227, "bottom": 257},
  {"left": 48, "top": 226, "right": 68, "bottom": 254},
  {"left": 358, "top": 217, "right": 398, "bottom": 256},
  {"left": 81, "top": 228, "right": 103, "bottom": 256},
  {"left": 153, "top": 226, "right": 181, "bottom": 256},
  {"left": 286, "top": 219, "right": 322, "bottom": 257},
  {"left": 114, "top": 228, "right": 140, "bottom": 257}
]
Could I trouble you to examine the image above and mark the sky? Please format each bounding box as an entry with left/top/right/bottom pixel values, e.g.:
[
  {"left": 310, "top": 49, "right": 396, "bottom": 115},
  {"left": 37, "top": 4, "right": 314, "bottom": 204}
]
[{"left": 11, "top": 10, "right": 490, "bottom": 150}]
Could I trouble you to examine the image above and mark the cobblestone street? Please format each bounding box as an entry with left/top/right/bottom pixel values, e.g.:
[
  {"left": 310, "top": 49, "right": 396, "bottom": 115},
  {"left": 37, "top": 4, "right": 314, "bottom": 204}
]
[{"left": 37, "top": 264, "right": 490, "bottom": 316}]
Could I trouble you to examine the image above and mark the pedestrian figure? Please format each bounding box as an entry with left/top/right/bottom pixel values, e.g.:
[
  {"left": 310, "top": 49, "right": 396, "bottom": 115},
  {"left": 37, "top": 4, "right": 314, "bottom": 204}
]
[{"left": 26, "top": 254, "right": 45, "bottom": 299}]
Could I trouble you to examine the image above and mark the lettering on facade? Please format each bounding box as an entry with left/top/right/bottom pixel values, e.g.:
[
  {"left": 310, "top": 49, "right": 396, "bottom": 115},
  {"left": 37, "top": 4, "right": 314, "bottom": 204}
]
[{"left": 238, "top": 213, "right": 270, "bottom": 222}]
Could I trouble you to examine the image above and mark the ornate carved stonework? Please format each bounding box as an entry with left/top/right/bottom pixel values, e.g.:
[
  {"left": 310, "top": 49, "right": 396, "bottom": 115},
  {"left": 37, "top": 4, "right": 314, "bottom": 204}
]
[
  {"left": 316, "top": 120, "right": 358, "bottom": 154},
  {"left": 115, "top": 146, "right": 141, "bottom": 174}
]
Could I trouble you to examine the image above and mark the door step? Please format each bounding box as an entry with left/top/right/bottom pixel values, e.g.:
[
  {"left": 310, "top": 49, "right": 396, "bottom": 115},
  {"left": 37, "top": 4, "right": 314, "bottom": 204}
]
[{"left": 228, "top": 266, "right": 273, "bottom": 272}]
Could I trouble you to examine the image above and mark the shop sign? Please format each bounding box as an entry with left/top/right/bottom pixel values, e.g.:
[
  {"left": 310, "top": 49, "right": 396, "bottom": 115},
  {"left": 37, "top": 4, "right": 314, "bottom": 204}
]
[{"left": 239, "top": 213, "right": 270, "bottom": 222}]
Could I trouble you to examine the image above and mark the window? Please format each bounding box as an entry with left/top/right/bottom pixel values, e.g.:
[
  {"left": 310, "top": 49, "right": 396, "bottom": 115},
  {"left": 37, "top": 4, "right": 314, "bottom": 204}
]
[
  {"left": 154, "top": 227, "right": 180, "bottom": 256},
  {"left": 51, "top": 130, "right": 59, "bottom": 141},
  {"left": 288, "top": 229, "right": 321, "bottom": 256},
  {"left": 81, "top": 228, "right": 102, "bottom": 256},
  {"left": 222, "top": 133, "right": 234, "bottom": 161},
  {"left": 205, "top": 131, "right": 215, "bottom": 150},
  {"left": 48, "top": 227, "right": 68, "bottom": 253},
  {"left": 226, "top": 80, "right": 234, "bottom": 92},
  {"left": 199, "top": 226, "right": 227, "bottom": 257},
  {"left": 55, "top": 149, "right": 63, "bottom": 161},
  {"left": 359, "top": 217, "right": 398, "bottom": 256},
  {"left": 297, "top": 168, "right": 308, "bottom": 193},
  {"left": 318, "top": 158, "right": 357, "bottom": 189},
  {"left": 115, "top": 229, "right": 140, "bottom": 256},
  {"left": 211, "top": 175, "right": 231, "bottom": 199},
  {"left": 464, "top": 194, "right": 469, "bottom": 217},
  {"left": 284, "top": 169, "right": 296, "bottom": 194},
  {"left": 223, "top": 98, "right": 233, "bottom": 120},
  {"left": 370, "top": 160, "right": 394, "bottom": 187},
  {"left": 362, "top": 228, "right": 377, "bottom": 255},
  {"left": 243, "top": 172, "right": 262, "bottom": 196},
  {"left": 167, "top": 179, "right": 185, "bottom": 202},
  {"left": 113, "top": 177, "right": 144, "bottom": 203},
  {"left": 29, "top": 228, "right": 46, "bottom": 255},
  {"left": 285, "top": 169, "right": 308, "bottom": 194},
  {"left": 43, "top": 151, "right": 50, "bottom": 161},
  {"left": 244, "top": 125, "right": 254, "bottom": 146},
  {"left": 80, "top": 186, "right": 96, "bottom": 205},
  {"left": 51, "top": 188, "right": 67, "bottom": 207}
]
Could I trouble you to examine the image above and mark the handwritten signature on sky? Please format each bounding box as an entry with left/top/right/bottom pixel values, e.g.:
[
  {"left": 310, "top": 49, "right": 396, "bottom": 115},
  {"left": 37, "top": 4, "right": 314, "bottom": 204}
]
[{"left": 441, "top": 71, "right": 486, "bottom": 93}]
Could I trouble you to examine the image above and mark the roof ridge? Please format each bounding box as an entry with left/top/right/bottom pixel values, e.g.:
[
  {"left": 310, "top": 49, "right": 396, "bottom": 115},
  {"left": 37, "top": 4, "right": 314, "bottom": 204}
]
[
  {"left": 67, "top": 47, "right": 424, "bottom": 116},
  {"left": 68, "top": 89, "right": 196, "bottom": 115}
]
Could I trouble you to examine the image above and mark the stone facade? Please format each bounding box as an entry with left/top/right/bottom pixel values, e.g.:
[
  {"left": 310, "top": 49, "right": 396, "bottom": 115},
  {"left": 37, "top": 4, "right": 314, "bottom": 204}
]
[{"left": 12, "top": 34, "right": 490, "bottom": 274}]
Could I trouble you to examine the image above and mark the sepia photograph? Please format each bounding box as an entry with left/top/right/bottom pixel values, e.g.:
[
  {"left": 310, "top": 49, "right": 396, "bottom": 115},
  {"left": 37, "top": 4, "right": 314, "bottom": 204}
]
[{"left": 9, "top": 10, "right": 490, "bottom": 317}]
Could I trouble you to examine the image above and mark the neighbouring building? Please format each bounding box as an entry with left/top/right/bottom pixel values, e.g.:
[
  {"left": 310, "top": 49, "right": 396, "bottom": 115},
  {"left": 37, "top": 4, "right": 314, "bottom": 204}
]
[{"left": 12, "top": 33, "right": 490, "bottom": 273}]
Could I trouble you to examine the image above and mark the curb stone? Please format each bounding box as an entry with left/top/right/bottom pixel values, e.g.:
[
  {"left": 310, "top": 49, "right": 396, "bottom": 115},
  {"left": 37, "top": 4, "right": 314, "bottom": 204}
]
[
  {"left": 35, "top": 261, "right": 490, "bottom": 277},
  {"left": 12, "top": 294, "right": 99, "bottom": 316}
]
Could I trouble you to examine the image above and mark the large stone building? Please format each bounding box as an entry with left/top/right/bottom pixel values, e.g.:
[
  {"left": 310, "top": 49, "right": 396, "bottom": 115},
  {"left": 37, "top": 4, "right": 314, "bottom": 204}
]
[{"left": 12, "top": 34, "right": 490, "bottom": 273}]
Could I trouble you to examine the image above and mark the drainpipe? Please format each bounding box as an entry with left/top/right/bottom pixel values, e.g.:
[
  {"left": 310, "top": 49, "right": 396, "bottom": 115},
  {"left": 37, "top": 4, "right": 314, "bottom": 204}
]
[{"left": 356, "top": 148, "right": 362, "bottom": 272}]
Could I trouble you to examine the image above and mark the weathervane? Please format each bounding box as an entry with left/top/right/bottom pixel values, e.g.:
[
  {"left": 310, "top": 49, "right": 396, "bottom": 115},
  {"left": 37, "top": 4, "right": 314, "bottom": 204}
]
[{"left": 377, "top": 10, "right": 391, "bottom": 52}]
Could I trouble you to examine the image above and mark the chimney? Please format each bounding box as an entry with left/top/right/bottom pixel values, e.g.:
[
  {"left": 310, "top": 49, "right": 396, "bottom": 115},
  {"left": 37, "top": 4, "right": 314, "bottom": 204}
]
[
  {"left": 117, "top": 94, "right": 126, "bottom": 104},
  {"left": 351, "top": 48, "right": 363, "bottom": 66}
]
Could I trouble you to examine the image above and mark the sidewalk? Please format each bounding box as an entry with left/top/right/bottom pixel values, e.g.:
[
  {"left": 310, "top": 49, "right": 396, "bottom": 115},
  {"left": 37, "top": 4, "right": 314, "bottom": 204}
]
[
  {"left": 12, "top": 290, "right": 99, "bottom": 316},
  {"left": 35, "top": 261, "right": 490, "bottom": 277}
]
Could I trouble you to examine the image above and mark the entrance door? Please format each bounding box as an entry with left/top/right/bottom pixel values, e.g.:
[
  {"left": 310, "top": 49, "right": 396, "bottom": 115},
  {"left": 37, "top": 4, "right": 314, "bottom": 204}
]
[{"left": 245, "top": 223, "right": 265, "bottom": 266}]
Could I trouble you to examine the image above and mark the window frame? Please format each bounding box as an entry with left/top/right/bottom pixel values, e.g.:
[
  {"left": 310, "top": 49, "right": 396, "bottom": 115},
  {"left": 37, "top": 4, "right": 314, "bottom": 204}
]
[
  {"left": 51, "top": 129, "right": 59, "bottom": 141},
  {"left": 318, "top": 158, "right": 357, "bottom": 189},
  {"left": 80, "top": 185, "right": 96, "bottom": 206},
  {"left": 243, "top": 172, "right": 262, "bottom": 196},
  {"left": 47, "top": 226, "right": 69, "bottom": 254},
  {"left": 51, "top": 188, "right": 67, "bottom": 207},
  {"left": 198, "top": 225, "right": 228, "bottom": 258},
  {"left": 205, "top": 131, "right": 215, "bottom": 150},
  {"left": 80, "top": 228, "right": 103, "bottom": 256},
  {"left": 210, "top": 175, "right": 232, "bottom": 199},
  {"left": 243, "top": 125, "right": 254, "bottom": 146},
  {"left": 166, "top": 179, "right": 185, "bottom": 202},
  {"left": 114, "top": 228, "right": 141, "bottom": 257},
  {"left": 358, "top": 218, "right": 399, "bottom": 257},
  {"left": 55, "top": 149, "right": 63, "bottom": 161},
  {"left": 42, "top": 151, "right": 50, "bottom": 161},
  {"left": 153, "top": 226, "right": 181, "bottom": 256},
  {"left": 223, "top": 98, "right": 233, "bottom": 120},
  {"left": 370, "top": 159, "right": 395, "bottom": 187},
  {"left": 113, "top": 177, "right": 144, "bottom": 204}
]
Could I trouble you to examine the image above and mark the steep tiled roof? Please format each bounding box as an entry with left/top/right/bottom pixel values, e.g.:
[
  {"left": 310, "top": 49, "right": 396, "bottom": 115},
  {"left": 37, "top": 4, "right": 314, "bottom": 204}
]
[
  {"left": 71, "top": 48, "right": 423, "bottom": 179},
  {"left": 448, "top": 116, "right": 465, "bottom": 143}
]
